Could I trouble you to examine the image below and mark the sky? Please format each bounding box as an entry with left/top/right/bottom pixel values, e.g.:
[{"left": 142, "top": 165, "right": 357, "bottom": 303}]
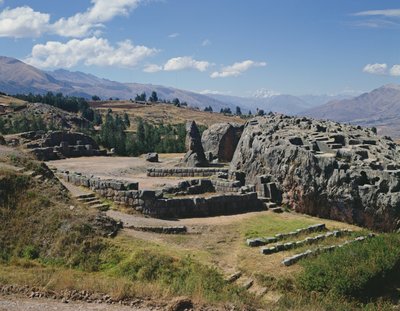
[{"left": 0, "top": 0, "right": 399, "bottom": 97}]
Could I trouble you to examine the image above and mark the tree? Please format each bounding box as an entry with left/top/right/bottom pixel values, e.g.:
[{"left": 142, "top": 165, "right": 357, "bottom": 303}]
[
  {"left": 135, "top": 92, "right": 147, "bottom": 101},
  {"left": 149, "top": 91, "right": 158, "bottom": 102},
  {"left": 123, "top": 113, "right": 130, "bottom": 128},
  {"left": 91, "top": 95, "right": 101, "bottom": 101},
  {"left": 236, "top": 106, "right": 242, "bottom": 116},
  {"left": 172, "top": 98, "right": 180, "bottom": 106}
]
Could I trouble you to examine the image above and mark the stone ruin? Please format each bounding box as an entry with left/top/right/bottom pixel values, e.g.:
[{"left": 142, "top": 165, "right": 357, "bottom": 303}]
[
  {"left": 230, "top": 114, "right": 400, "bottom": 231},
  {"left": 7, "top": 130, "right": 107, "bottom": 161},
  {"left": 181, "top": 121, "right": 208, "bottom": 167},
  {"left": 202, "top": 122, "right": 244, "bottom": 163}
]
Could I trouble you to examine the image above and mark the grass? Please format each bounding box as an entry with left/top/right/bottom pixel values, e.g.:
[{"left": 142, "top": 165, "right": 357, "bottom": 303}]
[
  {"left": 298, "top": 234, "right": 400, "bottom": 298},
  {"left": 90, "top": 101, "right": 245, "bottom": 129}
]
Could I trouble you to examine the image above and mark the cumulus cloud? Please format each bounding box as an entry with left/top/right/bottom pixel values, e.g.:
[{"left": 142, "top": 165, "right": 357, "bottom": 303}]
[
  {"left": 163, "top": 56, "right": 210, "bottom": 72},
  {"left": 363, "top": 63, "right": 388, "bottom": 75},
  {"left": 143, "top": 64, "right": 163, "bottom": 73},
  {"left": 210, "top": 60, "right": 266, "bottom": 78},
  {"left": 0, "top": 6, "right": 50, "bottom": 38},
  {"left": 0, "top": 0, "right": 141, "bottom": 38},
  {"left": 390, "top": 65, "right": 400, "bottom": 76},
  {"left": 25, "top": 37, "right": 158, "bottom": 69},
  {"left": 354, "top": 9, "right": 400, "bottom": 17}
]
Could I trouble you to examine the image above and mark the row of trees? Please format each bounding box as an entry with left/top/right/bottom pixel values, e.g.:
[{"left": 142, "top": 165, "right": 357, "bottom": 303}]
[
  {"left": 14, "top": 92, "right": 95, "bottom": 122},
  {"left": 97, "top": 111, "right": 192, "bottom": 156},
  {"left": 0, "top": 114, "right": 55, "bottom": 134}
]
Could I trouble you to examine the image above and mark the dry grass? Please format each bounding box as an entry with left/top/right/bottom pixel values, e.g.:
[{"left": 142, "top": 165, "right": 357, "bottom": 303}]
[
  {"left": 90, "top": 101, "right": 245, "bottom": 129},
  {"left": 0, "top": 95, "right": 27, "bottom": 107}
]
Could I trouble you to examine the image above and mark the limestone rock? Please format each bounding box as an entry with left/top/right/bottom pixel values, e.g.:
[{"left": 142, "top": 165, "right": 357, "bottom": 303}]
[
  {"left": 201, "top": 122, "right": 244, "bottom": 162},
  {"left": 146, "top": 152, "right": 158, "bottom": 162},
  {"left": 230, "top": 114, "right": 400, "bottom": 231},
  {"left": 181, "top": 121, "right": 208, "bottom": 167}
]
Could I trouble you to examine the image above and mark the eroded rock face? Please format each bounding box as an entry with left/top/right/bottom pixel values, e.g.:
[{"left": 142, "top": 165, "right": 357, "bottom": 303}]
[
  {"left": 231, "top": 114, "right": 400, "bottom": 231},
  {"left": 202, "top": 123, "right": 244, "bottom": 162},
  {"left": 181, "top": 121, "right": 208, "bottom": 167}
]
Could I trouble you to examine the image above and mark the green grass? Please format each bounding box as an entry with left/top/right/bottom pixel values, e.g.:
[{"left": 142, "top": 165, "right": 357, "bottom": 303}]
[
  {"left": 298, "top": 234, "right": 400, "bottom": 298},
  {"left": 240, "top": 213, "right": 319, "bottom": 239}
]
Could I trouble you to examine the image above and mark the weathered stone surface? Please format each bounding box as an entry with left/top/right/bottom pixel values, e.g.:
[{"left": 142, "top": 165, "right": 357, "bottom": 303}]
[
  {"left": 181, "top": 121, "right": 208, "bottom": 167},
  {"left": 231, "top": 114, "right": 400, "bottom": 231},
  {"left": 201, "top": 122, "right": 244, "bottom": 162},
  {"left": 146, "top": 152, "right": 159, "bottom": 162}
]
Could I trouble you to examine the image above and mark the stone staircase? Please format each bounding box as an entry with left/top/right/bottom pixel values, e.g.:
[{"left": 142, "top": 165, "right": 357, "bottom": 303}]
[
  {"left": 226, "top": 271, "right": 267, "bottom": 297},
  {"left": 75, "top": 193, "right": 110, "bottom": 211}
]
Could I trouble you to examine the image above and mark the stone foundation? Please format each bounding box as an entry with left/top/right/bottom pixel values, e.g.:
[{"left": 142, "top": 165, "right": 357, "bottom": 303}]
[{"left": 147, "top": 167, "right": 228, "bottom": 177}]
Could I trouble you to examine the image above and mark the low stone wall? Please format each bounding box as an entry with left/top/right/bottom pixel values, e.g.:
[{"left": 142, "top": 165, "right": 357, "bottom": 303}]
[
  {"left": 260, "top": 229, "right": 353, "bottom": 255},
  {"left": 125, "top": 225, "right": 187, "bottom": 234},
  {"left": 246, "top": 223, "right": 326, "bottom": 247},
  {"left": 142, "top": 192, "right": 264, "bottom": 218},
  {"left": 31, "top": 145, "right": 107, "bottom": 161},
  {"left": 281, "top": 234, "right": 375, "bottom": 266},
  {"left": 61, "top": 171, "right": 264, "bottom": 218},
  {"left": 147, "top": 167, "right": 228, "bottom": 177}
]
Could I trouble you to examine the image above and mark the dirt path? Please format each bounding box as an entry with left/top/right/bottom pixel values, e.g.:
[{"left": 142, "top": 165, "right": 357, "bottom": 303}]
[{"left": 0, "top": 296, "right": 155, "bottom": 311}]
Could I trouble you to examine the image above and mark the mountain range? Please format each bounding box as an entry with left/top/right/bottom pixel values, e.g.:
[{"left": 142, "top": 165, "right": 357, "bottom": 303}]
[
  {"left": 0, "top": 56, "right": 351, "bottom": 113},
  {"left": 3, "top": 55, "right": 400, "bottom": 137},
  {"left": 302, "top": 84, "right": 400, "bottom": 137}
]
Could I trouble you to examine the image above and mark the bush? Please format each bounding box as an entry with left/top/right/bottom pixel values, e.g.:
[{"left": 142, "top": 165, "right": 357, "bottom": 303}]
[{"left": 298, "top": 234, "right": 400, "bottom": 298}]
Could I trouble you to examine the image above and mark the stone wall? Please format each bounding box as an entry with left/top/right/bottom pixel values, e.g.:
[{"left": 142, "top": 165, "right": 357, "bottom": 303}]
[
  {"left": 60, "top": 171, "right": 264, "bottom": 218},
  {"left": 147, "top": 167, "right": 228, "bottom": 178}
]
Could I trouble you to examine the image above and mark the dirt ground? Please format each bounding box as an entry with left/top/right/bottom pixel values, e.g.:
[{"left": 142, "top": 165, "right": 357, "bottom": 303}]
[
  {"left": 47, "top": 154, "right": 191, "bottom": 189},
  {"left": 0, "top": 296, "right": 151, "bottom": 311}
]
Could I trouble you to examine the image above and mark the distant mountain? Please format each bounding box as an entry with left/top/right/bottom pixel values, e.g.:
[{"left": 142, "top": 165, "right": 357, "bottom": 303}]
[
  {"left": 0, "top": 56, "right": 74, "bottom": 95},
  {"left": 206, "top": 93, "right": 352, "bottom": 115},
  {"left": 302, "top": 84, "right": 400, "bottom": 137},
  {"left": 0, "top": 55, "right": 353, "bottom": 114}
]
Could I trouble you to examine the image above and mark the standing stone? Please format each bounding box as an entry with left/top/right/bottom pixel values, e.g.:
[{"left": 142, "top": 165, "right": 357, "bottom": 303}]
[
  {"left": 181, "top": 121, "right": 208, "bottom": 167},
  {"left": 202, "top": 123, "right": 244, "bottom": 162}
]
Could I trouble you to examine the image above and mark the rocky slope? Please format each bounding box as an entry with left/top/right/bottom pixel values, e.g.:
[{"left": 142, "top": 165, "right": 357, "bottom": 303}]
[
  {"left": 302, "top": 84, "right": 400, "bottom": 138},
  {"left": 230, "top": 114, "right": 400, "bottom": 231}
]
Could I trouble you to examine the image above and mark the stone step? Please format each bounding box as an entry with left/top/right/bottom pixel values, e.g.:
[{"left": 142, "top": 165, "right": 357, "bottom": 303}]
[
  {"left": 266, "top": 202, "right": 277, "bottom": 209},
  {"left": 270, "top": 207, "right": 283, "bottom": 213},
  {"left": 92, "top": 203, "right": 110, "bottom": 211},
  {"left": 75, "top": 193, "right": 96, "bottom": 199},
  {"left": 242, "top": 279, "right": 254, "bottom": 290},
  {"left": 77, "top": 195, "right": 97, "bottom": 202},
  {"left": 226, "top": 271, "right": 242, "bottom": 283},
  {"left": 84, "top": 199, "right": 102, "bottom": 206}
]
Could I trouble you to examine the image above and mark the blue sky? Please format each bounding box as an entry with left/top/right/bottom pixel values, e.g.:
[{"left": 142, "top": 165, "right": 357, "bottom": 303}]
[{"left": 0, "top": 0, "right": 399, "bottom": 96}]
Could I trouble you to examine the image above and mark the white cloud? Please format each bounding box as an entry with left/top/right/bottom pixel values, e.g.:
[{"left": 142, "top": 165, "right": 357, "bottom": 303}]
[
  {"left": 197, "top": 89, "right": 231, "bottom": 95},
  {"left": 52, "top": 0, "right": 141, "bottom": 37},
  {"left": 143, "top": 64, "right": 163, "bottom": 73},
  {"left": 25, "top": 37, "right": 158, "bottom": 69},
  {"left": 163, "top": 56, "right": 210, "bottom": 72},
  {"left": 0, "top": 6, "right": 50, "bottom": 38},
  {"left": 363, "top": 63, "right": 388, "bottom": 75},
  {"left": 390, "top": 65, "right": 400, "bottom": 76},
  {"left": 168, "top": 33, "right": 179, "bottom": 38},
  {"left": 354, "top": 9, "right": 400, "bottom": 17},
  {"left": 0, "top": 0, "right": 141, "bottom": 38},
  {"left": 201, "top": 39, "right": 211, "bottom": 46},
  {"left": 210, "top": 60, "right": 266, "bottom": 78}
]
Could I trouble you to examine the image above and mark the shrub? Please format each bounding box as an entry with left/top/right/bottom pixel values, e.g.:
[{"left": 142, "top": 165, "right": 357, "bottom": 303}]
[{"left": 298, "top": 234, "right": 400, "bottom": 298}]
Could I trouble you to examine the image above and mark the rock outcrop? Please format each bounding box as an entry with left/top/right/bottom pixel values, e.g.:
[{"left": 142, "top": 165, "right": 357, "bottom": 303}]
[
  {"left": 231, "top": 114, "right": 400, "bottom": 231},
  {"left": 202, "top": 122, "right": 244, "bottom": 162},
  {"left": 181, "top": 121, "right": 208, "bottom": 167}
]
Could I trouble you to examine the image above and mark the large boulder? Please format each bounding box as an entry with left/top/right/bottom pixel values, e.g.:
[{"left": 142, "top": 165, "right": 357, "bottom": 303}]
[
  {"left": 181, "top": 121, "right": 208, "bottom": 167},
  {"left": 202, "top": 123, "right": 244, "bottom": 162},
  {"left": 231, "top": 114, "right": 400, "bottom": 231},
  {"left": 42, "top": 131, "right": 99, "bottom": 149}
]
